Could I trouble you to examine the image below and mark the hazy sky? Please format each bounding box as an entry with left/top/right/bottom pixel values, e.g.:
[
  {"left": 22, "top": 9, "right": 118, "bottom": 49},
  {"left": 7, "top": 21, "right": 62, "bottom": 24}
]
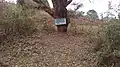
[{"left": 5, "top": 0, "right": 120, "bottom": 18}]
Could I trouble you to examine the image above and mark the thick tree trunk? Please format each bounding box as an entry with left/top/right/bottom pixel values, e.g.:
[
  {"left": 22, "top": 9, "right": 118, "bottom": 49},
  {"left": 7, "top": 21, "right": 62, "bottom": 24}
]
[
  {"left": 52, "top": 0, "right": 70, "bottom": 32},
  {"left": 33, "top": 0, "right": 72, "bottom": 32}
]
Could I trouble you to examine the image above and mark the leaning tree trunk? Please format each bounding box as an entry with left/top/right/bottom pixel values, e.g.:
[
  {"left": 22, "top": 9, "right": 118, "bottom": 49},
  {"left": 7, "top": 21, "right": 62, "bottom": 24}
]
[
  {"left": 52, "top": 0, "right": 70, "bottom": 32},
  {"left": 32, "top": 0, "right": 72, "bottom": 32}
]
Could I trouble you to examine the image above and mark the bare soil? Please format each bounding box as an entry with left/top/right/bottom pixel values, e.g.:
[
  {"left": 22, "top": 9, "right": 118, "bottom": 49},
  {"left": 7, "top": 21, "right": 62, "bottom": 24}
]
[{"left": 0, "top": 32, "right": 98, "bottom": 67}]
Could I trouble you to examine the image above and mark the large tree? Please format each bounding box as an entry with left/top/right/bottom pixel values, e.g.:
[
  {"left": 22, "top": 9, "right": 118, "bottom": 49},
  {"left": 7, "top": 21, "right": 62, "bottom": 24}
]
[
  {"left": 17, "top": 0, "right": 73, "bottom": 32},
  {"left": 34, "top": 0, "right": 73, "bottom": 32}
]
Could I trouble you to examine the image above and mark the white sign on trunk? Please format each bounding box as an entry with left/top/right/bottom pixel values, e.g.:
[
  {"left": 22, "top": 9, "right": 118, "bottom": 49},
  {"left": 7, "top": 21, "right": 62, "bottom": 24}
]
[{"left": 55, "top": 18, "right": 66, "bottom": 25}]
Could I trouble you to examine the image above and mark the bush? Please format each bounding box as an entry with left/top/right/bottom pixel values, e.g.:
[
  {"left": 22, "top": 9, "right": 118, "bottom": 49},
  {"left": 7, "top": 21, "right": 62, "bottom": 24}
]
[
  {"left": 0, "top": 4, "right": 37, "bottom": 41},
  {"left": 96, "top": 20, "right": 120, "bottom": 67}
]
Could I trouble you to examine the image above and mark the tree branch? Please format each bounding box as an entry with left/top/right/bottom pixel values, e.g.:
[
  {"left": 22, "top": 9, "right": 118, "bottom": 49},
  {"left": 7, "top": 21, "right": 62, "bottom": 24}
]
[
  {"left": 37, "top": 5, "right": 54, "bottom": 17},
  {"left": 66, "top": 0, "right": 72, "bottom": 7},
  {"left": 17, "top": 0, "right": 25, "bottom": 5},
  {"left": 33, "top": 0, "right": 54, "bottom": 18}
]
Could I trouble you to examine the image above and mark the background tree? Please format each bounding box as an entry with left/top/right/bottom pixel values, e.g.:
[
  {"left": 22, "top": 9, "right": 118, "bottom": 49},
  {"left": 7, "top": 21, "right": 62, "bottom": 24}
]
[
  {"left": 68, "top": 10, "right": 84, "bottom": 18},
  {"left": 76, "top": 11, "right": 85, "bottom": 17},
  {"left": 118, "top": 13, "right": 120, "bottom": 19},
  {"left": 105, "top": 1, "right": 115, "bottom": 18},
  {"left": 101, "top": 1, "right": 116, "bottom": 22},
  {"left": 86, "top": 9, "right": 99, "bottom": 20},
  {"left": 116, "top": 4, "right": 120, "bottom": 20},
  {"left": 68, "top": 2, "right": 84, "bottom": 18},
  {"left": 71, "top": 2, "right": 83, "bottom": 11},
  {"left": 100, "top": 13, "right": 103, "bottom": 20}
]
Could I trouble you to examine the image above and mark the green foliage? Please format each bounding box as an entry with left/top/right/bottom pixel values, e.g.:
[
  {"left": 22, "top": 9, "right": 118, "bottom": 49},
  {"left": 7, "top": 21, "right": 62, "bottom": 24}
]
[
  {"left": 87, "top": 9, "right": 99, "bottom": 20},
  {"left": 96, "top": 20, "right": 120, "bottom": 67},
  {"left": 68, "top": 10, "right": 85, "bottom": 18}
]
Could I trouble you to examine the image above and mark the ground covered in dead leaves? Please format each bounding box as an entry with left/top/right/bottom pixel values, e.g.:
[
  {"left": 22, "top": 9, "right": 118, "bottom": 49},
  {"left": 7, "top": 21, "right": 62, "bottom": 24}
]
[{"left": 0, "top": 32, "right": 98, "bottom": 67}]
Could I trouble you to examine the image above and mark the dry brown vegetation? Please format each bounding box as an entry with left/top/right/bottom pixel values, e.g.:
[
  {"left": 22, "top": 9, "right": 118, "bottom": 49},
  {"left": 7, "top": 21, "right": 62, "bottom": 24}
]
[{"left": 0, "top": 3, "right": 120, "bottom": 67}]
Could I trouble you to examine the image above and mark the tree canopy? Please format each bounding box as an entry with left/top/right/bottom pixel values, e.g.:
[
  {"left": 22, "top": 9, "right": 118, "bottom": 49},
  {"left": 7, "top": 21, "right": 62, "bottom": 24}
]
[{"left": 87, "top": 9, "right": 99, "bottom": 20}]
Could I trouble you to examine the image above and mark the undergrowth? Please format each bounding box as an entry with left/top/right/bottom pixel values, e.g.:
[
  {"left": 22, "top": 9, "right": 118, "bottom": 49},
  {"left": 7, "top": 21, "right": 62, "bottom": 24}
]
[
  {"left": 95, "top": 20, "right": 120, "bottom": 67},
  {"left": 0, "top": 4, "right": 55, "bottom": 43}
]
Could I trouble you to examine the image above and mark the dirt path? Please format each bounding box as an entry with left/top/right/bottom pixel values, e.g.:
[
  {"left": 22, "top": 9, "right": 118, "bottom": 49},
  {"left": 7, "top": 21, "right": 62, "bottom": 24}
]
[{"left": 0, "top": 32, "right": 97, "bottom": 67}]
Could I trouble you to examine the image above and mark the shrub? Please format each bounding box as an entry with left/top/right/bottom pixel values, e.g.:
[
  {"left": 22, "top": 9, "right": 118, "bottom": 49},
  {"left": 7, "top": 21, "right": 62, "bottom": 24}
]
[
  {"left": 96, "top": 20, "right": 120, "bottom": 67},
  {"left": 0, "top": 4, "right": 37, "bottom": 40}
]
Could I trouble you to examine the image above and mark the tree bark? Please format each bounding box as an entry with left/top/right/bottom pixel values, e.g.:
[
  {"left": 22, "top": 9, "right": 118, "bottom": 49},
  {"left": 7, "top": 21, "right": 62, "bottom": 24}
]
[
  {"left": 33, "top": 0, "right": 54, "bottom": 17},
  {"left": 33, "top": 0, "right": 72, "bottom": 32},
  {"left": 52, "top": 0, "right": 72, "bottom": 32}
]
